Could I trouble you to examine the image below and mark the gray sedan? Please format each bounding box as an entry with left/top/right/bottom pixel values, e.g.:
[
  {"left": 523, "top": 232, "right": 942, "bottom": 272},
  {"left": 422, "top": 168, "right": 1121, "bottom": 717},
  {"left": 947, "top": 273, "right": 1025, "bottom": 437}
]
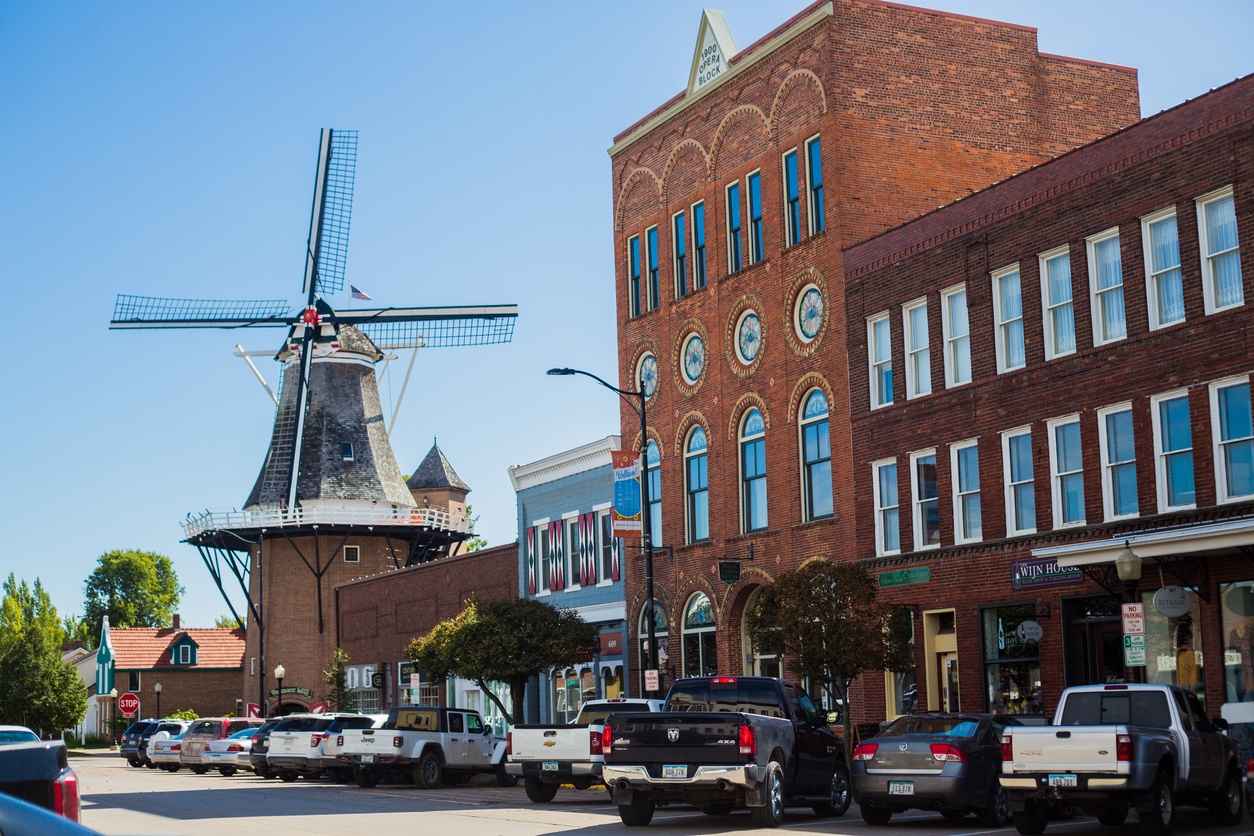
[{"left": 852, "top": 713, "right": 1020, "bottom": 827}]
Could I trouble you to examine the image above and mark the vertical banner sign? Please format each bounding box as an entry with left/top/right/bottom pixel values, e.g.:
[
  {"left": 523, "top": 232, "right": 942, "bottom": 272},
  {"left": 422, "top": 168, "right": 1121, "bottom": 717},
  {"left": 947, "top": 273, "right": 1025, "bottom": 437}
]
[{"left": 612, "top": 451, "right": 643, "bottom": 538}]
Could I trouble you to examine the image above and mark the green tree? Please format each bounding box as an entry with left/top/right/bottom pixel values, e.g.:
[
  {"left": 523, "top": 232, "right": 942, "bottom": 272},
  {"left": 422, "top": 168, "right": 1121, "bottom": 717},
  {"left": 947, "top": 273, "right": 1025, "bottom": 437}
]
[
  {"left": 83, "top": 550, "right": 183, "bottom": 629},
  {"left": 323, "top": 648, "right": 358, "bottom": 712},
  {"left": 463, "top": 505, "right": 488, "bottom": 552},
  {"left": 215, "top": 614, "right": 245, "bottom": 629},
  {"left": 62, "top": 613, "right": 95, "bottom": 649},
  {"left": 746, "top": 560, "right": 914, "bottom": 762},
  {"left": 168, "top": 708, "right": 198, "bottom": 721},
  {"left": 0, "top": 574, "right": 88, "bottom": 737},
  {"left": 409, "top": 597, "right": 597, "bottom": 724}
]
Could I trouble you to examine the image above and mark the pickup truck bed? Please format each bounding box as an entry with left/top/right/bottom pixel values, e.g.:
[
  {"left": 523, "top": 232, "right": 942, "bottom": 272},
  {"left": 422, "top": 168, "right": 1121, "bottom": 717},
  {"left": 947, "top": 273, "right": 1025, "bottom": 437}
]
[{"left": 0, "top": 741, "right": 80, "bottom": 824}]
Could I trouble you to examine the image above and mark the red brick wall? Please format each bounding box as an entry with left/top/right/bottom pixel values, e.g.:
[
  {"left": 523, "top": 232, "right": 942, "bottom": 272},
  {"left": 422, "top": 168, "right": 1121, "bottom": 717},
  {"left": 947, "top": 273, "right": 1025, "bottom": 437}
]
[{"left": 118, "top": 669, "right": 243, "bottom": 720}]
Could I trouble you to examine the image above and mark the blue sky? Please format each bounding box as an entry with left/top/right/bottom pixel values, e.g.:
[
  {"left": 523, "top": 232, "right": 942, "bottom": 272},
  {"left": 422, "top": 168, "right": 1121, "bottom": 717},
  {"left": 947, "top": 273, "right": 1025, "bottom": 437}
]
[{"left": 1, "top": 1, "right": 1250, "bottom": 630}]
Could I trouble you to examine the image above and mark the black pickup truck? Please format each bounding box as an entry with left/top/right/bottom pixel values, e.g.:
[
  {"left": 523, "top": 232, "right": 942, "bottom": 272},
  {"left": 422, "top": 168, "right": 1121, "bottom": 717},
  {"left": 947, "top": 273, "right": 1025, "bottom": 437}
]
[
  {"left": 601, "top": 676, "right": 849, "bottom": 827},
  {"left": 0, "top": 740, "right": 83, "bottom": 826}
]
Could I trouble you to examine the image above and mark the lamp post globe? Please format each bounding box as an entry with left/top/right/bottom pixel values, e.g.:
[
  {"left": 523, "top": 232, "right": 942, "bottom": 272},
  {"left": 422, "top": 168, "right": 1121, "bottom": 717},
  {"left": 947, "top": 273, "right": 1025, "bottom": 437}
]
[
  {"left": 274, "top": 664, "right": 285, "bottom": 716},
  {"left": 153, "top": 681, "right": 162, "bottom": 719}
]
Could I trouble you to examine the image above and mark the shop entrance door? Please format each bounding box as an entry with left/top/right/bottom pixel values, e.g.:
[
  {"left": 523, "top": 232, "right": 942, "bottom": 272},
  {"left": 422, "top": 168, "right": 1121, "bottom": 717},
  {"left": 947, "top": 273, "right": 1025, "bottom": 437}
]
[
  {"left": 1071, "top": 618, "right": 1126, "bottom": 685},
  {"left": 938, "top": 652, "right": 959, "bottom": 712}
]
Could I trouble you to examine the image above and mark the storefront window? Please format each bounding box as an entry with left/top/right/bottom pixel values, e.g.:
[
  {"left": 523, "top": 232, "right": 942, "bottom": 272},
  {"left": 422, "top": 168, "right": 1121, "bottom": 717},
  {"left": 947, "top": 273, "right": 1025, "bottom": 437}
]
[
  {"left": 682, "top": 592, "right": 717, "bottom": 677},
  {"left": 1222, "top": 582, "right": 1254, "bottom": 703},
  {"left": 1141, "top": 588, "right": 1205, "bottom": 703},
  {"left": 887, "top": 613, "right": 917, "bottom": 718},
  {"left": 602, "top": 666, "right": 623, "bottom": 699},
  {"left": 552, "top": 668, "right": 583, "bottom": 724},
  {"left": 982, "top": 603, "right": 1043, "bottom": 716}
]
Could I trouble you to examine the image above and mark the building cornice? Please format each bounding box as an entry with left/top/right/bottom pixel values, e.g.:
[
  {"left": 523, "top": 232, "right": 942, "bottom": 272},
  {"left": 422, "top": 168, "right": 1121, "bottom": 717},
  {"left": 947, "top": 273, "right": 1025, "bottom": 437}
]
[{"left": 509, "top": 436, "right": 621, "bottom": 492}]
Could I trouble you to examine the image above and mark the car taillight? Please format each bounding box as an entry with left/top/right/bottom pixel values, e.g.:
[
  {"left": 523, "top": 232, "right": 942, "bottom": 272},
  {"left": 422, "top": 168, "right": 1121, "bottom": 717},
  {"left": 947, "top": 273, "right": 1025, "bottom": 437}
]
[
  {"left": 227, "top": 743, "right": 243, "bottom": 752},
  {"left": 1246, "top": 756, "right": 1254, "bottom": 782},
  {"left": 506, "top": 732, "right": 512, "bottom": 756},
  {"left": 54, "top": 771, "right": 80, "bottom": 822},
  {"left": 171, "top": 744, "right": 181, "bottom": 752},
  {"left": 602, "top": 730, "right": 612, "bottom": 756},
  {"left": 392, "top": 736, "right": 403, "bottom": 748},
  {"left": 337, "top": 735, "right": 344, "bottom": 747},
  {"left": 311, "top": 733, "right": 326, "bottom": 747},
  {"left": 737, "top": 724, "right": 756, "bottom": 757},
  {"left": 1002, "top": 735, "right": 1013, "bottom": 762},
  {"left": 852, "top": 743, "right": 879, "bottom": 761},
  {"left": 711, "top": 677, "right": 738, "bottom": 684},
  {"left": 589, "top": 728, "right": 602, "bottom": 753},
  {"left": 1116, "top": 734, "right": 1133, "bottom": 762},
  {"left": 930, "top": 743, "right": 967, "bottom": 762}
]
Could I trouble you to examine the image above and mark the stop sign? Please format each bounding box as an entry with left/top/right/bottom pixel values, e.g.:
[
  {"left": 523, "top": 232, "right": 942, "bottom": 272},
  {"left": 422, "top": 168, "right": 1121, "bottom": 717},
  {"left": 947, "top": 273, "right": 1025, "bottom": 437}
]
[{"left": 117, "top": 692, "right": 140, "bottom": 718}]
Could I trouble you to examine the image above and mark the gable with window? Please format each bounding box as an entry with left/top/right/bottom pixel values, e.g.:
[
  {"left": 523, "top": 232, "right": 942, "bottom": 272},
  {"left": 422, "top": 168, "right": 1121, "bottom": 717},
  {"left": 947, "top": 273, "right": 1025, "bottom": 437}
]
[{"left": 168, "top": 635, "right": 198, "bottom": 666}]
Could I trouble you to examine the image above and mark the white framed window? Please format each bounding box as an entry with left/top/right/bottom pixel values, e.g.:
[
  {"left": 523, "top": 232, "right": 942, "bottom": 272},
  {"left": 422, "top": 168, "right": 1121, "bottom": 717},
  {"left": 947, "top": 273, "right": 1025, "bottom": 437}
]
[
  {"left": 1197, "top": 186, "right": 1244, "bottom": 313},
  {"left": 1142, "top": 207, "right": 1184, "bottom": 329},
  {"left": 799, "top": 389, "right": 833, "bottom": 521},
  {"left": 1087, "top": 228, "right": 1126, "bottom": 345},
  {"left": 535, "top": 519, "right": 551, "bottom": 594},
  {"left": 873, "top": 458, "right": 900, "bottom": 556},
  {"left": 992, "top": 264, "right": 1025, "bottom": 372},
  {"left": 594, "top": 505, "right": 616, "bottom": 585},
  {"left": 950, "top": 439, "right": 981, "bottom": 544},
  {"left": 941, "top": 284, "right": 971, "bottom": 387},
  {"left": 179, "top": 645, "right": 190, "bottom": 665},
  {"left": 1151, "top": 390, "right": 1196, "bottom": 512},
  {"left": 805, "top": 135, "right": 824, "bottom": 235},
  {"left": 910, "top": 449, "right": 939, "bottom": 550},
  {"left": 1210, "top": 376, "right": 1254, "bottom": 503},
  {"left": 1047, "top": 416, "right": 1085, "bottom": 528},
  {"left": 685, "top": 426, "right": 710, "bottom": 543},
  {"left": 343, "top": 545, "right": 360, "bottom": 563},
  {"left": 1097, "top": 403, "right": 1138, "bottom": 520},
  {"left": 868, "top": 312, "right": 893, "bottom": 408},
  {"left": 564, "top": 514, "right": 581, "bottom": 591},
  {"left": 903, "top": 298, "right": 931, "bottom": 398},
  {"left": 1002, "top": 427, "right": 1036, "bottom": 536},
  {"left": 1039, "top": 246, "right": 1076, "bottom": 359}
]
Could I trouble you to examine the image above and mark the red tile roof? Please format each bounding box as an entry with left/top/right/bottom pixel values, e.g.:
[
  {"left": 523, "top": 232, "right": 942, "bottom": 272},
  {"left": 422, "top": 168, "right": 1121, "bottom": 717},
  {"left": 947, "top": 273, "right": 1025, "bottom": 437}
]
[{"left": 110, "top": 627, "right": 245, "bottom": 670}]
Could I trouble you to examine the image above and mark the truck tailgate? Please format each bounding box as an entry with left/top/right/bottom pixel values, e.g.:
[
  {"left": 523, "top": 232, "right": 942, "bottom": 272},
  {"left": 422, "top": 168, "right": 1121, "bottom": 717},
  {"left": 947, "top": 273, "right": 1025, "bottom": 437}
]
[
  {"left": 510, "top": 726, "right": 593, "bottom": 762},
  {"left": 340, "top": 729, "right": 401, "bottom": 757},
  {"left": 268, "top": 732, "right": 314, "bottom": 756},
  {"left": 606, "top": 712, "right": 747, "bottom": 772},
  {"left": 1005, "top": 726, "right": 1125, "bottom": 773}
]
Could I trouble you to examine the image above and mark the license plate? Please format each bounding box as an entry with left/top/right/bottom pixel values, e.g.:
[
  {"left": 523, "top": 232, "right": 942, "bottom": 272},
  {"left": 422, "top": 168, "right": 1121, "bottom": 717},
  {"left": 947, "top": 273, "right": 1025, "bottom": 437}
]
[
  {"left": 888, "top": 781, "right": 914, "bottom": 795},
  {"left": 662, "top": 764, "right": 687, "bottom": 779},
  {"left": 362, "top": 754, "right": 374, "bottom": 763},
  {"left": 206, "top": 754, "right": 221, "bottom": 762},
  {"left": 542, "top": 761, "right": 558, "bottom": 771},
  {"left": 1047, "top": 774, "right": 1077, "bottom": 787}
]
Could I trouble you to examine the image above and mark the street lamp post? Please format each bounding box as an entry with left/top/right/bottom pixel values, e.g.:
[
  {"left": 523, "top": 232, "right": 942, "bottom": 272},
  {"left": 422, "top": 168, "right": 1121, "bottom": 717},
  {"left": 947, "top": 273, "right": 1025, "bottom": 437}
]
[
  {"left": 154, "top": 681, "right": 162, "bottom": 719},
  {"left": 109, "top": 687, "right": 118, "bottom": 745},
  {"left": 1115, "top": 543, "right": 1143, "bottom": 684},
  {"left": 274, "top": 664, "right": 285, "bottom": 716},
  {"left": 547, "top": 367, "right": 659, "bottom": 698}
]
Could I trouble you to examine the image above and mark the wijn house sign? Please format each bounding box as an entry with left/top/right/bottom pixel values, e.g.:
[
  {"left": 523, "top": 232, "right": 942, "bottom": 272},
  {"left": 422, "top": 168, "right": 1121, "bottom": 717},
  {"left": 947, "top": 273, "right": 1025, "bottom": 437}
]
[{"left": 1011, "top": 557, "right": 1083, "bottom": 590}]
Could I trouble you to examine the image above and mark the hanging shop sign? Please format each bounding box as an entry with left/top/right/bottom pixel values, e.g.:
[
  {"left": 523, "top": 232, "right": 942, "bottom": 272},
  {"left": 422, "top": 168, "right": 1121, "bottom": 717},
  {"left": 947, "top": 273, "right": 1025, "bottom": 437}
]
[
  {"left": 1011, "top": 557, "right": 1083, "bottom": 590},
  {"left": 878, "top": 567, "right": 930, "bottom": 588},
  {"left": 719, "top": 561, "right": 742, "bottom": 585},
  {"left": 611, "top": 451, "right": 642, "bottom": 538},
  {"left": 1016, "top": 620, "right": 1044, "bottom": 643},
  {"left": 1153, "top": 585, "right": 1192, "bottom": 618},
  {"left": 266, "top": 686, "right": 314, "bottom": 699}
]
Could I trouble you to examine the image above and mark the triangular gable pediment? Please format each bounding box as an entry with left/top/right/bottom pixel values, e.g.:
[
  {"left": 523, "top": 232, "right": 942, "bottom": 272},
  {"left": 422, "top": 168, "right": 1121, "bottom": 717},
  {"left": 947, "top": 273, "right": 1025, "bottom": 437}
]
[
  {"left": 167, "top": 633, "right": 200, "bottom": 652},
  {"left": 687, "top": 9, "right": 738, "bottom": 97}
]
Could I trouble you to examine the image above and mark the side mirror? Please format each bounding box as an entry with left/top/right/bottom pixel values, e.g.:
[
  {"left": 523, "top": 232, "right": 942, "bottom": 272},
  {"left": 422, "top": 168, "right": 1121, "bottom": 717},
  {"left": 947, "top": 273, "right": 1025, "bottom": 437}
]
[
  {"left": 483, "top": 726, "right": 491, "bottom": 735},
  {"left": 1212, "top": 717, "right": 1229, "bottom": 732}
]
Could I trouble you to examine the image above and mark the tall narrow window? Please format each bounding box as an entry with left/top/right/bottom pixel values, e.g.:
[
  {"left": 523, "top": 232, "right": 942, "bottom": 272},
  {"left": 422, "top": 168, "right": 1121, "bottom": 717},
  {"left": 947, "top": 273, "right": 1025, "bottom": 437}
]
[
  {"left": 726, "top": 183, "right": 742, "bottom": 273},
  {"left": 1003, "top": 429, "right": 1036, "bottom": 536},
  {"left": 1040, "top": 248, "right": 1076, "bottom": 358},
  {"left": 869, "top": 313, "right": 893, "bottom": 408},
  {"left": 1212, "top": 379, "right": 1254, "bottom": 503},
  {"left": 805, "top": 136, "right": 824, "bottom": 234},
  {"left": 646, "top": 441, "right": 661, "bottom": 547},
  {"left": 941, "top": 285, "right": 971, "bottom": 387},
  {"left": 645, "top": 226, "right": 659, "bottom": 311},
  {"left": 597, "top": 509, "right": 615, "bottom": 582},
  {"left": 537, "top": 524, "right": 551, "bottom": 593},
  {"left": 993, "top": 265, "right": 1025, "bottom": 372},
  {"left": 692, "top": 201, "right": 707, "bottom": 289},
  {"left": 747, "top": 171, "right": 763, "bottom": 264},
  {"left": 911, "top": 450, "right": 939, "bottom": 549},
  {"left": 1198, "top": 187, "right": 1244, "bottom": 312},
  {"left": 686, "top": 427, "right": 709, "bottom": 543},
  {"left": 800, "top": 390, "right": 833, "bottom": 521},
  {"left": 951, "top": 441, "right": 981, "bottom": 543},
  {"left": 565, "top": 517, "right": 581, "bottom": 589},
  {"left": 874, "top": 460, "right": 900, "bottom": 555},
  {"left": 1049, "top": 417, "right": 1085, "bottom": 527},
  {"left": 673, "top": 211, "right": 687, "bottom": 298},
  {"left": 783, "top": 150, "right": 800, "bottom": 247},
  {"left": 1143, "top": 209, "right": 1184, "bottom": 328},
  {"left": 903, "top": 299, "right": 931, "bottom": 398},
  {"left": 628, "top": 235, "right": 641, "bottom": 318},
  {"left": 1098, "top": 405, "right": 1138, "bottom": 519},
  {"left": 1088, "top": 229, "right": 1126, "bottom": 344},
  {"left": 740, "top": 409, "right": 767, "bottom": 532},
  {"left": 682, "top": 593, "right": 717, "bottom": 677},
  {"left": 1153, "top": 392, "right": 1195, "bottom": 511}
]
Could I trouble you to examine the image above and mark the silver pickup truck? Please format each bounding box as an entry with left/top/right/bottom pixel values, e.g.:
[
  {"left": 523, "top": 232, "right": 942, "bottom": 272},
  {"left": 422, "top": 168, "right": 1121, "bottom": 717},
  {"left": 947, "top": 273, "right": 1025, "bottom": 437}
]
[{"left": 999, "top": 683, "right": 1243, "bottom": 835}]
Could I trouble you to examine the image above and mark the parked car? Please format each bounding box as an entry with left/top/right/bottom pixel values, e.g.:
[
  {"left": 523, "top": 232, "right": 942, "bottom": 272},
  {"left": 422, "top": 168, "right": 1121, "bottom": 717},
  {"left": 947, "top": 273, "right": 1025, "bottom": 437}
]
[
  {"left": 149, "top": 730, "right": 187, "bottom": 771},
  {"left": 0, "top": 739, "right": 81, "bottom": 823},
  {"left": 248, "top": 720, "right": 281, "bottom": 779},
  {"left": 852, "top": 713, "right": 1019, "bottom": 826},
  {"left": 320, "top": 714, "right": 388, "bottom": 783},
  {"left": 339, "top": 706, "right": 511, "bottom": 789},
  {"left": 180, "top": 718, "right": 261, "bottom": 773},
  {"left": 202, "top": 727, "right": 260, "bottom": 777},
  {"left": 0, "top": 726, "right": 40, "bottom": 746},
  {"left": 119, "top": 720, "right": 157, "bottom": 767},
  {"left": 140, "top": 720, "right": 189, "bottom": 768},
  {"left": 266, "top": 713, "right": 363, "bottom": 781}
]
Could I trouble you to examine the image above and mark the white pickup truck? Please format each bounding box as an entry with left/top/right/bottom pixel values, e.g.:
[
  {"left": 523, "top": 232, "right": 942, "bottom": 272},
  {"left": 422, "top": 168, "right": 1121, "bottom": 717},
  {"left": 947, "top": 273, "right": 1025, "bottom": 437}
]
[
  {"left": 338, "top": 705, "right": 514, "bottom": 789},
  {"left": 1000, "top": 683, "right": 1243, "bottom": 835},
  {"left": 507, "top": 697, "right": 664, "bottom": 803}
]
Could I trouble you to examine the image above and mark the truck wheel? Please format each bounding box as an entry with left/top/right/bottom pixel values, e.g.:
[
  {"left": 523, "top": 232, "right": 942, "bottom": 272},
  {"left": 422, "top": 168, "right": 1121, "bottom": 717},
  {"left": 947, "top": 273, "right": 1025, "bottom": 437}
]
[
  {"left": 218, "top": 767, "right": 237, "bottom": 778},
  {"left": 1096, "top": 804, "right": 1128, "bottom": 826},
  {"left": 524, "top": 776, "right": 558, "bottom": 803},
  {"left": 495, "top": 763, "right": 518, "bottom": 787},
  {"left": 976, "top": 784, "right": 1010, "bottom": 827},
  {"left": 812, "top": 762, "right": 851, "bottom": 817},
  {"left": 190, "top": 765, "right": 208, "bottom": 775},
  {"left": 278, "top": 770, "right": 298, "bottom": 782},
  {"left": 749, "top": 761, "right": 786, "bottom": 828},
  {"left": 257, "top": 766, "right": 276, "bottom": 780},
  {"left": 1012, "top": 802, "right": 1048, "bottom": 835},
  {"left": 329, "top": 768, "right": 352, "bottom": 784},
  {"left": 860, "top": 802, "right": 892, "bottom": 825},
  {"left": 618, "top": 791, "right": 655, "bottom": 826},
  {"left": 354, "top": 766, "right": 379, "bottom": 789},
  {"left": 127, "top": 757, "right": 142, "bottom": 768},
  {"left": 1140, "top": 769, "right": 1174, "bottom": 836},
  {"left": 1208, "top": 767, "right": 1243, "bottom": 825},
  {"left": 414, "top": 751, "right": 443, "bottom": 789}
]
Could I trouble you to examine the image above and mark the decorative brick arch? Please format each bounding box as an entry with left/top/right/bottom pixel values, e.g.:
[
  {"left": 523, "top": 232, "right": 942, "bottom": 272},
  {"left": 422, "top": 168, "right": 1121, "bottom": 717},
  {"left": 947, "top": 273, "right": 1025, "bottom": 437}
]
[
  {"left": 718, "top": 565, "right": 776, "bottom": 615},
  {"left": 786, "top": 372, "right": 835, "bottom": 424},
  {"left": 675, "top": 576, "right": 720, "bottom": 626},
  {"left": 632, "top": 426, "right": 666, "bottom": 460},
  {"left": 768, "top": 68, "right": 828, "bottom": 141},
  {"left": 709, "top": 105, "right": 771, "bottom": 178},
  {"left": 661, "top": 139, "right": 712, "bottom": 206},
  {"left": 674, "top": 410, "right": 712, "bottom": 457},
  {"left": 614, "top": 167, "right": 663, "bottom": 233},
  {"left": 726, "top": 392, "right": 771, "bottom": 441}
]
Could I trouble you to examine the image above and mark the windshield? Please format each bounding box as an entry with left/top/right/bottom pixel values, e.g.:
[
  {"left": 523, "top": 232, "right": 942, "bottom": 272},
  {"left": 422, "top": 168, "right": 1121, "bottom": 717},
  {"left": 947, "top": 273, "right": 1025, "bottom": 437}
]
[
  {"left": 0, "top": 730, "right": 38, "bottom": 745},
  {"left": 328, "top": 717, "right": 377, "bottom": 731},
  {"left": 666, "top": 680, "right": 784, "bottom": 717},
  {"left": 577, "top": 702, "right": 656, "bottom": 724},
  {"left": 156, "top": 723, "right": 184, "bottom": 735},
  {"left": 274, "top": 717, "right": 322, "bottom": 732},
  {"left": 1059, "top": 691, "right": 1172, "bottom": 728},
  {"left": 879, "top": 717, "right": 980, "bottom": 738}
]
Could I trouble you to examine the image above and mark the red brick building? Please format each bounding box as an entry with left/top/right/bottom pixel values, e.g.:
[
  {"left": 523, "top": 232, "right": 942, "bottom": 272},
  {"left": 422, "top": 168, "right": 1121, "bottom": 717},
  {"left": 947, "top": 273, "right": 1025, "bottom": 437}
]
[
  {"left": 612, "top": 0, "right": 1140, "bottom": 707},
  {"left": 845, "top": 74, "right": 1253, "bottom": 727}
]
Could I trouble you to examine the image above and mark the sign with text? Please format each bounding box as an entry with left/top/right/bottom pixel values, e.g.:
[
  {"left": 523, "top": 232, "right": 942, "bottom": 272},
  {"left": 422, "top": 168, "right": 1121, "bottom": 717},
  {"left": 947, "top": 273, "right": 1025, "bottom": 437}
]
[
  {"left": 644, "top": 670, "right": 660, "bottom": 692},
  {"left": 1124, "top": 633, "right": 1147, "bottom": 666},
  {"left": 879, "top": 567, "right": 931, "bottom": 588},
  {"left": 611, "top": 451, "right": 642, "bottom": 538},
  {"left": 1011, "top": 557, "right": 1083, "bottom": 590},
  {"left": 117, "top": 692, "right": 140, "bottom": 718},
  {"left": 1121, "top": 602, "right": 1145, "bottom": 635},
  {"left": 719, "top": 561, "right": 742, "bottom": 585},
  {"left": 599, "top": 632, "right": 623, "bottom": 656}
]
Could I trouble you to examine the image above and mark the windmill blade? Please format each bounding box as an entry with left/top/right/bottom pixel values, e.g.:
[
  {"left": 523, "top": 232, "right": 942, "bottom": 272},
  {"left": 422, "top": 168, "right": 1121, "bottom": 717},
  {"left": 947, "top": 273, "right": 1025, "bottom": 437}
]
[
  {"left": 110, "top": 295, "right": 295, "bottom": 329},
  {"left": 303, "top": 129, "right": 357, "bottom": 299},
  {"left": 338, "top": 304, "right": 518, "bottom": 349}
]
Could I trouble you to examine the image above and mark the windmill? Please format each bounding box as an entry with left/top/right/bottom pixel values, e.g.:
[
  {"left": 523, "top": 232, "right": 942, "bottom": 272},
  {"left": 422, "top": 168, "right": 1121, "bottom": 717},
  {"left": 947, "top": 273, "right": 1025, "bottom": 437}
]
[{"left": 110, "top": 130, "right": 516, "bottom": 713}]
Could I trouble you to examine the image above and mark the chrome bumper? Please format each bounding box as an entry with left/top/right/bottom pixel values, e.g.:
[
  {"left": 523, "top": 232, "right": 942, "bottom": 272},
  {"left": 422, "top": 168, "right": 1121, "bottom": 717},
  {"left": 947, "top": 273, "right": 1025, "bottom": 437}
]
[{"left": 602, "top": 763, "right": 766, "bottom": 789}]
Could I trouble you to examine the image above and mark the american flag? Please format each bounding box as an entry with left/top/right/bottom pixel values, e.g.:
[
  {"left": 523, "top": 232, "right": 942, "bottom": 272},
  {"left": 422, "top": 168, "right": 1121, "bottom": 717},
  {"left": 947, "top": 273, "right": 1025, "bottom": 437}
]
[{"left": 350, "top": 285, "right": 372, "bottom": 301}]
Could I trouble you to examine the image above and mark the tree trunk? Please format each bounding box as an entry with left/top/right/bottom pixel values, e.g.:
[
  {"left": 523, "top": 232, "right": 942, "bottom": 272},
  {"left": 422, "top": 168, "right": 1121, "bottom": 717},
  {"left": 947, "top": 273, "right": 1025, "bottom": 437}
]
[{"left": 476, "top": 677, "right": 515, "bottom": 726}]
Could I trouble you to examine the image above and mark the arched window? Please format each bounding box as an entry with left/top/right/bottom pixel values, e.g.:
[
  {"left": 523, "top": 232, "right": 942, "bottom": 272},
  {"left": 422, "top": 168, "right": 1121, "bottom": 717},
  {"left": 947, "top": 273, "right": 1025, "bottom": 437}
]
[
  {"left": 638, "top": 600, "right": 669, "bottom": 693},
  {"left": 741, "top": 587, "right": 780, "bottom": 677},
  {"left": 682, "top": 593, "right": 717, "bottom": 677},
  {"left": 740, "top": 409, "right": 767, "bottom": 532},
  {"left": 800, "top": 390, "right": 833, "bottom": 520},
  {"left": 685, "top": 427, "right": 709, "bottom": 543},
  {"left": 646, "top": 440, "right": 661, "bottom": 548}
]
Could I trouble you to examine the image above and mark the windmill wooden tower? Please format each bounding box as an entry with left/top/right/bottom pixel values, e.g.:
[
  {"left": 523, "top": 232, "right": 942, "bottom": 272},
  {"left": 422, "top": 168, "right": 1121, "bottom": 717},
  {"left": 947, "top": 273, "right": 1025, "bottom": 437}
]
[{"left": 111, "top": 129, "right": 517, "bottom": 714}]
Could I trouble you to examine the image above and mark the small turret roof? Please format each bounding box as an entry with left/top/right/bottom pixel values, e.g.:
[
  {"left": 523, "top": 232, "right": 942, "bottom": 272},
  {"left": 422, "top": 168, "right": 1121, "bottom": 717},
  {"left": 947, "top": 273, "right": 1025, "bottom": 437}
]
[{"left": 407, "top": 440, "right": 470, "bottom": 493}]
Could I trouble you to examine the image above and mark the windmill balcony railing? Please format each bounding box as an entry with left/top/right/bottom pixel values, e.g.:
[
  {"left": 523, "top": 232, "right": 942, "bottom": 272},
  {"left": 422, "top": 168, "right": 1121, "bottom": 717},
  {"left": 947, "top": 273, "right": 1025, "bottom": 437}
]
[{"left": 181, "top": 504, "right": 471, "bottom": 539}]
